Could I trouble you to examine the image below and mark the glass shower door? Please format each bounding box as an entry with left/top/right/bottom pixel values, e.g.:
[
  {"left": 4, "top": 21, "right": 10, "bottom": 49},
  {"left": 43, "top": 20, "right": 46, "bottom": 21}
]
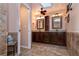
[{"left": 0, "top": 4, "right": 8, "bottom": 56}]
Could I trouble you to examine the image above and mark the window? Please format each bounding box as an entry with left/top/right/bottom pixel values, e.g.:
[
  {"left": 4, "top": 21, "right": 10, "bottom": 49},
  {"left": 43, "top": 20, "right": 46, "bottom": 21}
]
[{"left": 41, "top": 3, "right": 52, "bottom": 8}]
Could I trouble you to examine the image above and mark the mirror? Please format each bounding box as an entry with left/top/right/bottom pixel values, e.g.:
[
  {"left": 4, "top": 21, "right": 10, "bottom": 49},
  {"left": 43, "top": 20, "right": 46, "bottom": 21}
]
[
  {"left": 37, "top": 19, "right": 44, "bottom": 29},
  {"left": 52, "top": 16, "right": 62, "bottom": 29}
]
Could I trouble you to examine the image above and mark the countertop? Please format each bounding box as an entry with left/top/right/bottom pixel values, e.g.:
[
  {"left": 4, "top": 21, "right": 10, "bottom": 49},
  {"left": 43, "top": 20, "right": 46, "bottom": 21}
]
[{"left": 32, "top": 30, "right": 66, "bottom": 32}]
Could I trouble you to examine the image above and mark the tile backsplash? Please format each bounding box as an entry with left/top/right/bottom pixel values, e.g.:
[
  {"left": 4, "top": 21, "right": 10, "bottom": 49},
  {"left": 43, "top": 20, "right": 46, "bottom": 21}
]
[
  {"left": 67, "top": 32, "right": 79, "bottom": 56},
  {"left": 0, "top": 4, "right": 8, "bottom": 56}
]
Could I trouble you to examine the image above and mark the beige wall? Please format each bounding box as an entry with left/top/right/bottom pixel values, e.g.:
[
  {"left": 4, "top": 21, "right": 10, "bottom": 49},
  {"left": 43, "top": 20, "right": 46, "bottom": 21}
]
[
  {"left": 32, "top": 4, "right": 67, "bottom": 31},
  {"left": 49, "top": 13, "right": 66, "bottom": 31},
  {"left": 66, "top": 4, "right": 79, "bottom": 32},
  {"left": 8, "top": 3, "right": 32, "bottom": 48},
  {"left": 7, "top": 4, "right": 32, "bottom": 54},
  {"left": 8, "top": 3, "right": 19, "bottom": 32},
  {"left": 66, "top": 3, "right": 79, "bottom": 55},
  {"left": 32, "top": 14, "right": 66, "bottom": 31}
]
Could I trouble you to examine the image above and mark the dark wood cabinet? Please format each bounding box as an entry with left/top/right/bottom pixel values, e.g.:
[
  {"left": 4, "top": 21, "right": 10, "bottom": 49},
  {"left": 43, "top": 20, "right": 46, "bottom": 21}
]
[
  {"left": 32, "top": 32, "right": 66, "bottom": 46},
  {"left": 49, "top": 32, "right": 57, "bottom": 44},
  {"left": 7, "top": 42, "right": 17, "bottom": 56},
  {"left": 43, "top": 32, "right": 50, "bottom": 43}
]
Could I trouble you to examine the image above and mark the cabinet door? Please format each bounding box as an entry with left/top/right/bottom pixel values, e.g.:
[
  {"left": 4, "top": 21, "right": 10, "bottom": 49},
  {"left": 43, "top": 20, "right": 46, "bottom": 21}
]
[
  {"left": 32, "top": 32, "right": 37, "bottom": 42},
  {"left": 32, "top": 32, "right": 34, "bottom": 42},
  {"left": 43, "top": 32, "right": 49, "bottom": 43},
  {"left": 35, "top": 32, "right": 40, "bottom": 42},
  {"left": 50, "top": 32, "right": 57, "bottom": 44},
  {"left": 38, "top": 32, "right": 43, "bottom": 42},
  {"left": 57, "top": 32, "right": 66, "bottom": 46},
  {"left": 40, "top": 32, "right": 44, "bottom": 43}
]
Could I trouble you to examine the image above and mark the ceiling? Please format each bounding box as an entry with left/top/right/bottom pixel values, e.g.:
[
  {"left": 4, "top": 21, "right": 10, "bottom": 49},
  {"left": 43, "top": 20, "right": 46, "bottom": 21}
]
[{"left": 32, "top": 3, "right": 67, "bottom": 17}]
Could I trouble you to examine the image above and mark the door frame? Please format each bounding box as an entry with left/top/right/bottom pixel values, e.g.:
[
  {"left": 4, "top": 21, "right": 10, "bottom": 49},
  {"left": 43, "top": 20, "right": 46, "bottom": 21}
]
[{"left": 17, "top": 3, "right": 32, "bottom": 55}]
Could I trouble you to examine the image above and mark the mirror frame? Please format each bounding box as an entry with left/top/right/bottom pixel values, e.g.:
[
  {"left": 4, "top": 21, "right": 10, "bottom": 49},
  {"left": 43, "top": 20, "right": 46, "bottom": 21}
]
[
  {"left": 37, "top": 19, "right": 44, "bottom": 29},
  {"left": 52, "top": 16, "right": 62, "bottom": 29}
]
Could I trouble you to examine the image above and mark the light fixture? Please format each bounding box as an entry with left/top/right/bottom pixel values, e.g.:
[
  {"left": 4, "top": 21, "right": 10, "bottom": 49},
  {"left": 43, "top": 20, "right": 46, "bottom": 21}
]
[
  {"left": 52, "top": 13, "right": 62, "bottom": 17},
  {"left": 36, "top": 17, "right": 41, "bottom": 19},
  {"left": 36, "top": 16, "right": 44, "bottom": 19},
  {"left": 58, "top": 13, "right": 62, "bottom": 16}
]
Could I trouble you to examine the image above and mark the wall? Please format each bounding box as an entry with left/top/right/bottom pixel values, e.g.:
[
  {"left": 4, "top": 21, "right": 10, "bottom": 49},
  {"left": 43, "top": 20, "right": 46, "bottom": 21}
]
[
  {"left": 8, "top": 3, "right": 19, "bottom": 32},
  {"left": 32, "top": 16, "right": 45, "bottom": 31},
  {"left": 0, "top": 4, "right": 8, "bottom": 55},
  {"left": 66, "top": 3, "right": 79, "bottom": 55},
  {"left": 8, "top": 3, "right": 32, "bottom": 55},
  {"left": 32, "top": 4, "right": 67, "bottom": 32},
  {"left": 49, "top": 13, "right": 66, "bottom": 31},
  {"left": 32, "top": 14, "right": 66, "bottom": 32},
  {"left": 66, "top": 4, "right": 79, "bottom": 32},
  {"left": 7, "top": 3, "right": 20, "bottom": 55}
]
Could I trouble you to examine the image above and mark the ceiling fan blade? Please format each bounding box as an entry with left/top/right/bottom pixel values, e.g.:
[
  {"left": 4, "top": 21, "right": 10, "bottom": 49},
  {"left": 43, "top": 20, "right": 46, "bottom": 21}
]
[
  {"left": 44, "top": 10, "right": 47, "bottom": 12},
  {"left": 40, "top": 8, "right": 47, "bottom": 15}
]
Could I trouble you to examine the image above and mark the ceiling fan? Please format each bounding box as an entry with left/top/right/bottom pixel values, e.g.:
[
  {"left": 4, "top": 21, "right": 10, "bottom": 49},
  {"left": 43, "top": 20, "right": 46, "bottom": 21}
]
[{"left": 40, "top": 8, "right": 47, "bottom": 15}]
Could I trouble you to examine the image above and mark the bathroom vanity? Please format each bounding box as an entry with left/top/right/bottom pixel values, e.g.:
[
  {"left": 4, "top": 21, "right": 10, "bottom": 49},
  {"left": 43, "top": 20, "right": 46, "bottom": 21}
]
[
  {"left": 32, "top": 15, "right": 66, "bottom": 46},
  {"left": 32, "top": 31, "right": 66, "bottom": 46}
]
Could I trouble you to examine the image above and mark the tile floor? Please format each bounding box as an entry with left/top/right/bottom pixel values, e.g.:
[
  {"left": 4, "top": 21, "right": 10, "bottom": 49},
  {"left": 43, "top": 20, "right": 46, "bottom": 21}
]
[{"left": 20, "top": 42, "right": 70, "bottom": 56}]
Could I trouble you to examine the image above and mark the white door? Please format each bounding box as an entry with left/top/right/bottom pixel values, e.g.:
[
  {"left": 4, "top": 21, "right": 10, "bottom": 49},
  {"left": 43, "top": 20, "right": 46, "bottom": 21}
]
[{"left": 20, "top": 4, "right": 29, "bottom": 48}]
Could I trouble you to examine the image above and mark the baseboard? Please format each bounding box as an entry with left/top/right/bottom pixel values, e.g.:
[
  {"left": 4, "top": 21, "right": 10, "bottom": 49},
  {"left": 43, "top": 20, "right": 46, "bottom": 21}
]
[
  {"left": 15, "top": 53, "right": 18, "bottom": 56},
  {"left": 21, "top": 45, "right": 29, "bottom": 49}
]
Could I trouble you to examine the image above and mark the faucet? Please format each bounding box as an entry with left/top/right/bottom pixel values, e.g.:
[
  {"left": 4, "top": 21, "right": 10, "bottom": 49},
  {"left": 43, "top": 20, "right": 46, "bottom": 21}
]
[{"left": 56, "top": 29, "right": 58, "bottom": 32}]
